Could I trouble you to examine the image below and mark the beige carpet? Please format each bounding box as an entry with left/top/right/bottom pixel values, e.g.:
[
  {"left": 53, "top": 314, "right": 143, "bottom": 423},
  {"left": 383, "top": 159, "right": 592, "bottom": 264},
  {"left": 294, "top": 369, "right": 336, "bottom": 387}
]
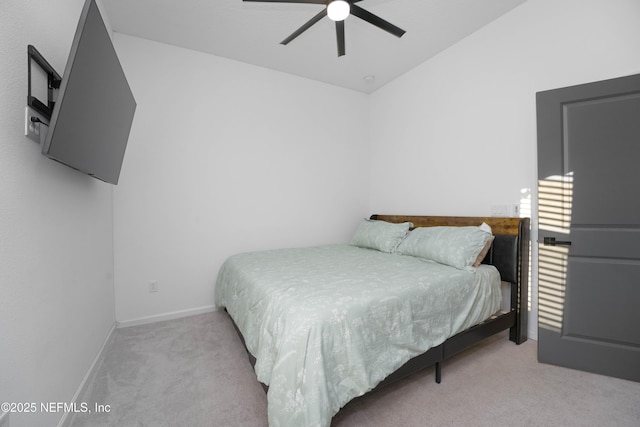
[{"left": 70, "top": 312, "right": 640, "bottom": 427}]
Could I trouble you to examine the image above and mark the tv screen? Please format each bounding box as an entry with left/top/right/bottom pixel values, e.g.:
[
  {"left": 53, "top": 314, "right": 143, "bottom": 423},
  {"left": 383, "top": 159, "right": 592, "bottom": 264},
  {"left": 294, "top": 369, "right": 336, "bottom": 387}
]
[{"left": 42, "top": 0, "right": 136, "bottom": 185}]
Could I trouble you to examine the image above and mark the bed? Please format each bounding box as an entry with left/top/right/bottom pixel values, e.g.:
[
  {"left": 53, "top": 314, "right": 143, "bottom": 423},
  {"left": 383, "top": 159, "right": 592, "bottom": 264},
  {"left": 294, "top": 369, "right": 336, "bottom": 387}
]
[{"left": 215, "top": 215, "right": 530, "bottom": 427}]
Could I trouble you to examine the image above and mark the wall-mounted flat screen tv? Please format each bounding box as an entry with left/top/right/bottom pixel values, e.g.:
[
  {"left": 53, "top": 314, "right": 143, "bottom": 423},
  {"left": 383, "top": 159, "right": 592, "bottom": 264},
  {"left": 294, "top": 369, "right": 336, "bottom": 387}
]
[{"left": 42, "top": 0, "right": 136, "bottom": 185}]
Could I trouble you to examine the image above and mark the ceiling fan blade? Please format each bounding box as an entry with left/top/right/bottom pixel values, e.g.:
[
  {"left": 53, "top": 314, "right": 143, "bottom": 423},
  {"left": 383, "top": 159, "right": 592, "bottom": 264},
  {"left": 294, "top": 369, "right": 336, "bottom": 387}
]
[
  {"left": 336, "top": 20, "right": 345, "bottom": 57},
  {"left": 281, "top": 9, "right": 327, "bottom": 45},
  {"left": 350, "top": 4, "right": 406, "bottom": 38},
  {"left": 243, "top": 0, "right": 325, "bottom": 4}
]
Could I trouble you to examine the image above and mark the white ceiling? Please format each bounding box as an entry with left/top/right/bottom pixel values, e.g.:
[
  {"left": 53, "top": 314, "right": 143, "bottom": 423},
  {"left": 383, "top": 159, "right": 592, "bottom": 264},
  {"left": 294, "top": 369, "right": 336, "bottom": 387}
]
[{"left": 103, "top": 0, "right": 526, "bottom": 94}]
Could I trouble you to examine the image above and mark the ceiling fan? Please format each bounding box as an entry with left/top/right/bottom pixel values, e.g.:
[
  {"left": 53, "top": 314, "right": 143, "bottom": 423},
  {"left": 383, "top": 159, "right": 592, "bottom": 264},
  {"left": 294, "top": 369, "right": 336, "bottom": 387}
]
[{"left": 244, "top": 0, "right": 406, "bottom": 57}]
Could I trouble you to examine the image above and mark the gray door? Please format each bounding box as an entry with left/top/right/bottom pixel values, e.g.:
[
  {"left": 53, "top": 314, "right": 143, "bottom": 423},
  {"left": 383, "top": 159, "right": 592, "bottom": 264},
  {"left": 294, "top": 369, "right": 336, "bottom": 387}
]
[{"left": 536, "top": 74, "right": 640, "bottom": 382}]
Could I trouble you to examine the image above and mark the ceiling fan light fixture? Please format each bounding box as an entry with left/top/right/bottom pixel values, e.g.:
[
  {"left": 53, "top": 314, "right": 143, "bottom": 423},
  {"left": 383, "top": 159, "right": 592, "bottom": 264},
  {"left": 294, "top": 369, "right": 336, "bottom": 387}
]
[{"left": 327, "top": 0, "right": 350, "bottom": 22}]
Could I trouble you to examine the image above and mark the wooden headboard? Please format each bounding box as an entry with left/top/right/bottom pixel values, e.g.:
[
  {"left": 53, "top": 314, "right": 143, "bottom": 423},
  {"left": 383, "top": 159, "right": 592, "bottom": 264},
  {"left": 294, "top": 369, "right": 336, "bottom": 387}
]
[
  {"left": 370, "top": 215, "right": 523, "bottom": 236},
  {"left": 370, "top": 214, "right": 530, "bottom": 344}
]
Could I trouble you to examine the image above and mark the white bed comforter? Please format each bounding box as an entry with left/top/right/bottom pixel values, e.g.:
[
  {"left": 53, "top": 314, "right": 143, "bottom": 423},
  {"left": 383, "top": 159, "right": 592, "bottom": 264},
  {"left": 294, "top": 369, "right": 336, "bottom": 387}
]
[{"left": 215, "top": 244, "right": 501, "bottom": 427}]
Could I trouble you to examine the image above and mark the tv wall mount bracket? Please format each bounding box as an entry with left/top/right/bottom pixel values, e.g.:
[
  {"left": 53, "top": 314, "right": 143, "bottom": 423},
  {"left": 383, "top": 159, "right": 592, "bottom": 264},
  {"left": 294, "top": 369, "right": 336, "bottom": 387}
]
[{"left": 27, "top": 44, "right": 61, "bottom": 121}]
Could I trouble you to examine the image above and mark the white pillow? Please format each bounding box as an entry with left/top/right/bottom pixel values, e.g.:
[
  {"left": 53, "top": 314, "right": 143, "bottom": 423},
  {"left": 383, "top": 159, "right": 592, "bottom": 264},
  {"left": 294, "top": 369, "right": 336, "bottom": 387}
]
[
  {"left": 396, "top": 224, "right": 492, "bottom": 270},
  {"left": 351, "top": 219, "right": 413, "bottom": 253}
]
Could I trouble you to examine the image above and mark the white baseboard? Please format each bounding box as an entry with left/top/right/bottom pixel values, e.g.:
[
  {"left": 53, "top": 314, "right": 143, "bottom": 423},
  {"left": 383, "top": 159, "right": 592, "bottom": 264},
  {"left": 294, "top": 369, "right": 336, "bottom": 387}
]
[
  {"left": 58, "top": 322, "right": 116, "bottom": 427},
  {"left": 116, "top": 305, "right": 217, "bottom": 328},
  {"left": 0, "top": 411, "right": 9, "bottom": 427}
]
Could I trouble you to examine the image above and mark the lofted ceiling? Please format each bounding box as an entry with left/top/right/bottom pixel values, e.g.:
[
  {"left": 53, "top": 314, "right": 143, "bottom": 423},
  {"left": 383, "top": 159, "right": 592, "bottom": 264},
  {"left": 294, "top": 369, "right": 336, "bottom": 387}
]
[{"left": 103, "top": 0, "right": 526, "bottom": 94}]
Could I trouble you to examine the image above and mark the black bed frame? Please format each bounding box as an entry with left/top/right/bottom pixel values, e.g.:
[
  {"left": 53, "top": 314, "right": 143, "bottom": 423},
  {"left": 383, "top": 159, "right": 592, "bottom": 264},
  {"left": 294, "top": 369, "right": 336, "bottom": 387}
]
[
  {"left": 227, "top": 214, "right": 530, "bottom": 392},
  {"left": 369, "top": 215, "right": 530, "bottom": 386}
]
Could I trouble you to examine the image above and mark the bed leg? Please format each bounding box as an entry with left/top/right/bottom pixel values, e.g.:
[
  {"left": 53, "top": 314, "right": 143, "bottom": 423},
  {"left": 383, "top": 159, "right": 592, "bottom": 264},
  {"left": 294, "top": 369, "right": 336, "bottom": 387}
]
[{"left": 435, "top": 362, "right": 441, "bottom": 384}]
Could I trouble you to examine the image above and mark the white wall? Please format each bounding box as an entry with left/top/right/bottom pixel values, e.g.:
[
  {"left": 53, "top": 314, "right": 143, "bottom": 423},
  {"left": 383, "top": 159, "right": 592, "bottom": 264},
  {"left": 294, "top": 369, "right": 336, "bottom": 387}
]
[
  {"left": 368, "top": 0, "right": 640, "bottom": 339},
  {"left": 112, "top": 35, "right": 371, "bottom": 325},
  {"left": 0, "top": 1, "right": 117, "bottom": 426}
]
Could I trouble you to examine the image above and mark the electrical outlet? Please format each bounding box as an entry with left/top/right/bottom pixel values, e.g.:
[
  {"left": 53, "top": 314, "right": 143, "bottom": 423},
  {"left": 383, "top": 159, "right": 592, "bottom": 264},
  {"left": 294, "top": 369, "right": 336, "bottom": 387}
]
[
  {"left": 491, "top": 204, "right": 520, "bottom": 217},
  {"left": 24, "top": 106, "right": 48, "bottom": 143},
  {"left": 149, "top": 280, "right": 158, "bottom": 293},
  {"left": 0, "top": 411, "right": 10, "bottom": 427}
]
